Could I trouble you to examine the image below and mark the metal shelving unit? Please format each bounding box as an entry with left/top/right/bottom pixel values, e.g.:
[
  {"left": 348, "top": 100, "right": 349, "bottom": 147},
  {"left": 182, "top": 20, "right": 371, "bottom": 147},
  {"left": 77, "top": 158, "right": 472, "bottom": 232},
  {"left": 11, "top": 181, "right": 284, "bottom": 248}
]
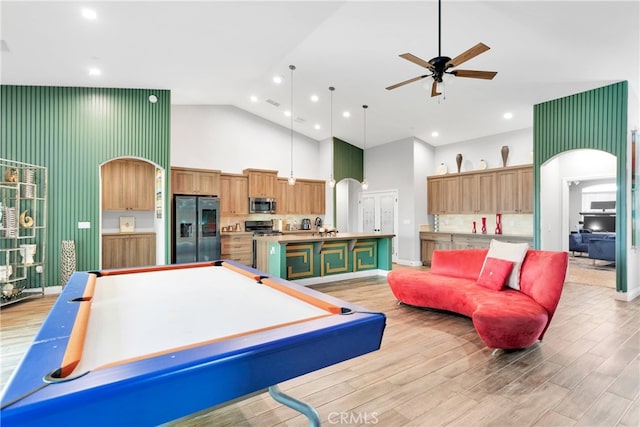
[{"left": 0, "top": 159, "right": 47, "bottom": 307}]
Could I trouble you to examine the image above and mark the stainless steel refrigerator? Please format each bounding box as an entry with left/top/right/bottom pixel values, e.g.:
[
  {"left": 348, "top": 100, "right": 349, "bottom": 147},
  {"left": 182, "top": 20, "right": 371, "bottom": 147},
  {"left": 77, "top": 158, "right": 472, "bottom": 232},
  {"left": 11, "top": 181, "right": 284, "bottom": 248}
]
[{"left": 173, "top": 196, "right": 221, "bottom": 263}]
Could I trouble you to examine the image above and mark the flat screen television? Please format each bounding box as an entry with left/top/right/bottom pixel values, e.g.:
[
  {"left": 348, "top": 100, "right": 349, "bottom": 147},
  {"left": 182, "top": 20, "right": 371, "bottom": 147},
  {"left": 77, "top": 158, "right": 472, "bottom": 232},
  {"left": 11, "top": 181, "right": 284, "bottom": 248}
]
[{"left": 583, "top": 215, "right": 616, "bottom": 232}]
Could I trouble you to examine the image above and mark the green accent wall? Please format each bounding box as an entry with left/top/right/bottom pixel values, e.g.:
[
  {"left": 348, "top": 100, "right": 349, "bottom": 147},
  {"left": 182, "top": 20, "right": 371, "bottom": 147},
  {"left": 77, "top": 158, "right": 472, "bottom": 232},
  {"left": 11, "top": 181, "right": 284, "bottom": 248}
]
[
  {"left": 333, "top": 137, "right": 363, "bottom": 182},
  {"left": 331, "top": 137, "right": 363, "bottom": 224},
  {"left": 1, "top": 85, "right": 171, "bottom": 287},
  {"left": 533, "top": 81, "right": 628, "bottom": 292}
]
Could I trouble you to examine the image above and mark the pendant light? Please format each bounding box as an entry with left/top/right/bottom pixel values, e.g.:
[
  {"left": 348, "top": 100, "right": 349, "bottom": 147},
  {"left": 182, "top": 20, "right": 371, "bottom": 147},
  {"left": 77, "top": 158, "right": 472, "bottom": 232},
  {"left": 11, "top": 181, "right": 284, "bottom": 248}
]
[
  {"left": 288, "top": 65, "right": 296, "bottom": 186},
  {"left": 361, "top": 104, "right": 369, "bottom": 190},
  {"left": 328, "top": 86, "right": 336, "bottom": 187}
]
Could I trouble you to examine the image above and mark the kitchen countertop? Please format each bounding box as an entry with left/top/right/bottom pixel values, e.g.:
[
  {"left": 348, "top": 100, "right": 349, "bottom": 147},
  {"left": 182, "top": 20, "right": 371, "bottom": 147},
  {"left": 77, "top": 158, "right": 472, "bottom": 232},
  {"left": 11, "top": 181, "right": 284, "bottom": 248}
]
[{"left": 254, "top": 232, "right": 395, "bottom": 243}]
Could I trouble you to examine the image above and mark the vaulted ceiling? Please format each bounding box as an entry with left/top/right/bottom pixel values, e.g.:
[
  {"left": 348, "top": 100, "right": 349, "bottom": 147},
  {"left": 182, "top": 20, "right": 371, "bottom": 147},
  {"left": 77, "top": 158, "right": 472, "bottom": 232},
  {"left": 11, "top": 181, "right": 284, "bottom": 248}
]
[{"left": 1, "top": 1, "right": 638, "bottom": 148}]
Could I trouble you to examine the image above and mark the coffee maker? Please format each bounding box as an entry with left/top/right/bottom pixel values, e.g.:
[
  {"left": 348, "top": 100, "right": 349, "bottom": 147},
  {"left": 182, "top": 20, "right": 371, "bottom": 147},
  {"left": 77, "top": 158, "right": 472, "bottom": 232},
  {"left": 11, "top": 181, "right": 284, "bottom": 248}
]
[{"left": 301, "top": 218, "right": 311, "bottom": 230}]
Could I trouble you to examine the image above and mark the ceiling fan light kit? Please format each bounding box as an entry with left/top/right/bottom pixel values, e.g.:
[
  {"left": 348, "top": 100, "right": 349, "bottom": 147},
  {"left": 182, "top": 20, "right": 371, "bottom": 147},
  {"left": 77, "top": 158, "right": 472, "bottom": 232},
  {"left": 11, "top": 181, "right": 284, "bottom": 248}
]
[{"left": 386, "top": 0, "right": 497, "bottom": 97}]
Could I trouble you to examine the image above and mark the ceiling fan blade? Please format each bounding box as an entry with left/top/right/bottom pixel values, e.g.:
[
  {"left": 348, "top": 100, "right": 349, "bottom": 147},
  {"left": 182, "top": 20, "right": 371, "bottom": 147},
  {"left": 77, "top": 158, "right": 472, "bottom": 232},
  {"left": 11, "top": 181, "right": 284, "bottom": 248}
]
[
  {"left": 451, "top": 69, "right": 497, "bottom": 80},
  {"left": 431, "top": 80, "right": 441, "bottom": 97},
  {"left": 385, "top": 74, "right": 431, "bottom": 90},
  {"left": 446, "top": 42, "right": 490, "bottom": 68},
  {"left": 399, "top": 53, "right": 435, "bottom": 70}
]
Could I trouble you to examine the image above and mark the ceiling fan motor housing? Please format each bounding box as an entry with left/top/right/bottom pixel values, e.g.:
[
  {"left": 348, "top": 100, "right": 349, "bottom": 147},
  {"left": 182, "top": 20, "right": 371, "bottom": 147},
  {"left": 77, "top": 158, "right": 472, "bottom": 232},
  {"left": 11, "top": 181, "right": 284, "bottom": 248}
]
[{"left": 428, "top": 56, "right": 451, "bottom": 82}]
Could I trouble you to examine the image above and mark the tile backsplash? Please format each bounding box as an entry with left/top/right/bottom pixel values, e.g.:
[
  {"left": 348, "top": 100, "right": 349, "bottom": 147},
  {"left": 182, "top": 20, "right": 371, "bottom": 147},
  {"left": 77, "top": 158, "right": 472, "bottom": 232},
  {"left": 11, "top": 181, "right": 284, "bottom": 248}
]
[{"left": 434, "top": 214, "right": 533, "bottom": 236}]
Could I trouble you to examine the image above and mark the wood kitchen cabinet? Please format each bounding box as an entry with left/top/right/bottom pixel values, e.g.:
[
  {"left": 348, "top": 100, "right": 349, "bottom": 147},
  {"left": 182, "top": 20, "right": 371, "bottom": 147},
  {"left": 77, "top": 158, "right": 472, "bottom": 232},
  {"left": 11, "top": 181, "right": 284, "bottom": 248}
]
[
  {"left": 244, "top": 169, "right": 277, "bottom": 198},
  {"left": 220, "top": 232, "right": 253, "bottom": 266},
  {"left": 275, "top": 178, "right": 325, "bottom": 215},
  {"left": 419, "top": 232, "right": 452, "bottom": 266},
  {"left": 427, "top": 176, "right": 460, "bottom": 214},
  {"left": 459, "top": 171, "right": 497, "bottom": 214},
  {"left": 102, "top": 233, "right": 156, "bottom": 269},
  {"left": 219, "top": 173, "right": 248, "bottom": 215},
  {"left": 171, "top": 167, "right": 220, "bottom": 196},
  {"left": 276, "top": 178, "right": 292, "bottom": 214},
  {"left": 496, "top": 166, "right": 533, "bottom": 213},
  {"left": 102, "top": 158, "right": 155, "bottom": 211}
]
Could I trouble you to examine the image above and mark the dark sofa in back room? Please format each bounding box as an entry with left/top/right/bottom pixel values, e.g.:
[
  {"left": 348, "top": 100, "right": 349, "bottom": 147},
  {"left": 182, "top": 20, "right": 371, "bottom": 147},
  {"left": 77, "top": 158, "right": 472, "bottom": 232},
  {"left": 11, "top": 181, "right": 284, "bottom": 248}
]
[{"left": 569, "top": 231, "right": 615, "bottom": 262}]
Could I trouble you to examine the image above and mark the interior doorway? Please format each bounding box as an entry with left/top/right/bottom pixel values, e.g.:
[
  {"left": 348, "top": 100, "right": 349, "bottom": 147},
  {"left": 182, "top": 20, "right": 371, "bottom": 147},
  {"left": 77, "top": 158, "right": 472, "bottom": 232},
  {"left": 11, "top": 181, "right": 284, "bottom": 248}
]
[
  {"left": 540, "top": 149, "right": 617, "bottom": 288},
  {"left": 358, "top": 190, "right": 399, "bottom": 262}
]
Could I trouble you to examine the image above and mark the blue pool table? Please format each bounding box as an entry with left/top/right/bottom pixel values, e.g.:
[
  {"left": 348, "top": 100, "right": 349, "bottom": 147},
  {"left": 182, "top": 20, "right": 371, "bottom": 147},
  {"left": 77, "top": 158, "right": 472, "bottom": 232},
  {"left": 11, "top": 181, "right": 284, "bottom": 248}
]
[{"left": 0, "top": 261, "right": 386, "bottom": 426}]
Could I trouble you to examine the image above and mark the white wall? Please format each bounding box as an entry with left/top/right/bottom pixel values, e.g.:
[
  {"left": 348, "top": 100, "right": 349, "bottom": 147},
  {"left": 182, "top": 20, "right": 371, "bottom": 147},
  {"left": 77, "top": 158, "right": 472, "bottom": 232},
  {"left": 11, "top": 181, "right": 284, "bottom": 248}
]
[
  {"left": 171, "top": 105, "right": 326, "bottom": 179},
  {"left": 433, "top": 128, "right": 533, "bottom": 174},
  {"left": 364, "top": 137, "right": 431, "bottom": 265}
]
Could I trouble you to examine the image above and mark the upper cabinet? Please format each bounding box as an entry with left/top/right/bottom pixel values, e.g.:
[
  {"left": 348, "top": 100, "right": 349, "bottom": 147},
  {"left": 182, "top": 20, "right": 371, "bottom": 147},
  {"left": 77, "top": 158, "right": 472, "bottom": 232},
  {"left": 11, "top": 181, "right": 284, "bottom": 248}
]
[
  {"left": 171, "top": 167, "right": 220, "bottom": 196},
  {"left": 219, "top": 174, "right": 248, "bottom": 215},
  {"left": 496, "top": 166, "right": 533, "bottom": 213},
  {"left": 427, "top": 176, "right": 460, "bottom": 214},
  {"left": 244, "top": 169, "right": 277, "bottom": 198},
  {"left": 427, "top": 165, "right": 532, "bottom": 215},
  {"left": 275, "top": 178, "right": 325, "bottom": 215},
  {"left": 459, "top": 171, "right": 497, "bottom": 214},
  {"left": 102, "top": 158, "right": 155, "bottom": 211}
]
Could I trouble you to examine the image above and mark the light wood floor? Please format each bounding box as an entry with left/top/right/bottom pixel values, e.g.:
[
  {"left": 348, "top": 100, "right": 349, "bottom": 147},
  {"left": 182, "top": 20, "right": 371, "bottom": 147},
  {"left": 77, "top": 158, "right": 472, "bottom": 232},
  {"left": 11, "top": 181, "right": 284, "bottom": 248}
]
[{"left": 1, "top": 267, "right": 638, "bottom": 426}]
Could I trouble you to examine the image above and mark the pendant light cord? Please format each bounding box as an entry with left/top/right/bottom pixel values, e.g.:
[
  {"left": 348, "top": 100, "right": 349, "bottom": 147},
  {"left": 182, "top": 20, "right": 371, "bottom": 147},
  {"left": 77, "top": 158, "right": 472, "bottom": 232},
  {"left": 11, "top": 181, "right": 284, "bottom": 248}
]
[
  {"left": 289, "top": 65, "right": 296, "bottom": 183},
  {"left": 329, "top": 86, "right": 335, "bottom": 186}
]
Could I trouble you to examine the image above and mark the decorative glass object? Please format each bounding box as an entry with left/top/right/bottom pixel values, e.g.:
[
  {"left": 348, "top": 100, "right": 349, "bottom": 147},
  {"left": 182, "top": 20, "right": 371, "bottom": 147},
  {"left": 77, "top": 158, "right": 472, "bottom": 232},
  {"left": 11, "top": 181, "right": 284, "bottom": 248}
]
[
  {"left": 495, "top": 213, "right": 502, "bottom": 235},
  {"left": 481, "top": 217, "right": 487, "bottom": 234}
]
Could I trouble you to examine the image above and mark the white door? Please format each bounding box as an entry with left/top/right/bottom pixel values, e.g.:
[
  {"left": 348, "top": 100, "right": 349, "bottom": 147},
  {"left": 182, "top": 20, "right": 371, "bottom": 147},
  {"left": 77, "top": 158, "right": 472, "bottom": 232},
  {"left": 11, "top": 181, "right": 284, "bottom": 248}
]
[{"left": 359, "top": 190, "right": 398, "bottom": 262}]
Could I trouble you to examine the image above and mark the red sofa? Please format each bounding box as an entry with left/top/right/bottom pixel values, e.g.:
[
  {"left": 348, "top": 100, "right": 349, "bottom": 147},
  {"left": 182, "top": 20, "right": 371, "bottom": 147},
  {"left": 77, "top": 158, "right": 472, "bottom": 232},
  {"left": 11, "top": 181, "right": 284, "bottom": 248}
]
[{"left": 387, "top": 248, "right": 569, "bottom": 350}]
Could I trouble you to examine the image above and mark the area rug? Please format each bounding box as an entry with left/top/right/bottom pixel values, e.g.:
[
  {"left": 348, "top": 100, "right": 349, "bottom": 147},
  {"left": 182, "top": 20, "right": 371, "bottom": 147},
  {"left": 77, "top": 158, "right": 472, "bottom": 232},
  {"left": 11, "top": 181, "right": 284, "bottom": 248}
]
[{"left": 566, "top": 255, "right": 615, "bottom": 288}]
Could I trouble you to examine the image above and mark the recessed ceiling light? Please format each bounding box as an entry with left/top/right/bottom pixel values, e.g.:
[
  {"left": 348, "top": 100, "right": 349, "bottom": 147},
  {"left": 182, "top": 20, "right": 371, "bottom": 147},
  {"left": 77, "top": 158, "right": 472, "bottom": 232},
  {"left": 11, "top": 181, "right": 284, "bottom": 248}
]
[
  {"left": 81, "top": 8, "right": 97, "bottom": 20},
  {"left": 314, "top": 124, "right": 321, "bottom": 130},
  {"left": 310, "top": 94, "right": 319, "bottom": 102},
  {"left": 503, "top": 112, "right": 513, "bottom": 119},
  {"left": 431, "top": 131, "right": 439, "bottom": 137},
  {"left": 342, "top": 111, "right": 350, "bottom": 118},
  {"left": 250, "top": 95, "right": 258, "bottom": 103},
  {"left": 284, "top": 110, "right": 291, "bottom": 117},
  {"left": 88, "top": 67, "right": 101, "bottom": 76},
  {"left": 273, "top": 75, "right": 283, "bottom": 85}
]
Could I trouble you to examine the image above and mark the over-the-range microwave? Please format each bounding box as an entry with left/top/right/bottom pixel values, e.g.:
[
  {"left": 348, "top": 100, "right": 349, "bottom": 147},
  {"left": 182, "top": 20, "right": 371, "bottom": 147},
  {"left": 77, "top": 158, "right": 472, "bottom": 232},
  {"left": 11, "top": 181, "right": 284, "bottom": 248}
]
[{"left": 249, "top": 197, "right": 277, "bottom": 214}]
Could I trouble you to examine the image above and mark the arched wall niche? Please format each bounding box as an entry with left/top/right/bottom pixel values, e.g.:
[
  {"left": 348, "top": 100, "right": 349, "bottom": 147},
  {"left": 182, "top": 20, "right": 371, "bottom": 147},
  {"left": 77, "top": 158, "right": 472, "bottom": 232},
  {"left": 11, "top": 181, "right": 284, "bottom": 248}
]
[{"left": 533, "top": 81, "right": 628, "bottom": 293}]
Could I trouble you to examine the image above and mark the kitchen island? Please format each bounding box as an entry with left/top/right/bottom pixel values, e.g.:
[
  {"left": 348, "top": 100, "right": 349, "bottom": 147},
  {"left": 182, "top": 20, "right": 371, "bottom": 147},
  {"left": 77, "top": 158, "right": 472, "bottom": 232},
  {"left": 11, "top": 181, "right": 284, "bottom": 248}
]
[{"left": 254, "top": 232, "right": 394, "bottom": 285}]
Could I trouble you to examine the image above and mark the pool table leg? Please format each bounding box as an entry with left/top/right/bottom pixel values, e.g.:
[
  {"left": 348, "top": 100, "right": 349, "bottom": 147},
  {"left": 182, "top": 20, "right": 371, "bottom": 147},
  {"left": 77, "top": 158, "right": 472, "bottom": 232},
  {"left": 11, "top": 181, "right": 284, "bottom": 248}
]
[{"left": 268, "top": 385, "right": 320, "bottom": 427}]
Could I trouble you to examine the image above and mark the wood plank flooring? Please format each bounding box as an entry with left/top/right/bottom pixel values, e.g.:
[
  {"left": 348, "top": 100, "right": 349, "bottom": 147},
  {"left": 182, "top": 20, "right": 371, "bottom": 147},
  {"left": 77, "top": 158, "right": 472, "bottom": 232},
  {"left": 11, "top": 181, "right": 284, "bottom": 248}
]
[{"left": 1, "top": 266, "right": 637, "bottom": 426}]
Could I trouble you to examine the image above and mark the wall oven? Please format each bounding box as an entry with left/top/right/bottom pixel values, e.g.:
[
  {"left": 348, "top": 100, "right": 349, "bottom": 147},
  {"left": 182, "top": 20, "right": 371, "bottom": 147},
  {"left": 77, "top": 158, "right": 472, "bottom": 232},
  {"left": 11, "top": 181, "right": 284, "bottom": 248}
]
[{"left": 249, "top": 197, "right": 276, "bottom": 214}]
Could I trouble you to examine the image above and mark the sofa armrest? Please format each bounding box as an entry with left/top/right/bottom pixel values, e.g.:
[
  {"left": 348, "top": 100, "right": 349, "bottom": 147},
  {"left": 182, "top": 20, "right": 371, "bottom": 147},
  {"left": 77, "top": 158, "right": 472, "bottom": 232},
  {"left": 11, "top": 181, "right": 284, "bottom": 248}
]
[{"left": 588, "top": 239, "right": 616, "bottom": 261}]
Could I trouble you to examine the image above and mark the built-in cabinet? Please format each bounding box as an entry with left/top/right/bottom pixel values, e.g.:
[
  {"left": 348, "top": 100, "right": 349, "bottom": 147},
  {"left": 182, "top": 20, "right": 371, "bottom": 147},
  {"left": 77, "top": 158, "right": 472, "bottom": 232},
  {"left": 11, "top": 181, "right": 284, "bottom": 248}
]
[
  {"left": 171, "top": 167, "right": 326, "bottom": 217},
  {"left": 220, "top": 232, "right": 252, "bottom": 266},
  {"left": 244, "top": 169, "right": 277, "bottom": 198},
  {"left": 419, "top": 232, "right": 452, "bottom": 266},
  {"left": 420, "top": 232, "right": 533, "bottom": 266},
  {"left": 219, "top": 174, "right": 249, "bottom": 215},
  {"left": 459, "top": 172, "right": 497, "bottom": 214},
  {"left": 427, "top": 165, "right": 532, "bottom": 215},
  {"left": 102, "top": 158, "right": 155, "bottom": 211},
  {"left": 275, "top": 178, "right": 325, "bottom": 215},
  {"left": 427, "top": 176, "right": 460, "bottom": 214},
  {"left": 496, "top": 167, "right": 533, "bottom": 213},
  {"left": 0, "top": 159, "right": 47, "bottom": 306},
  {"left": 171, "top": 167, "right": 220, "bottom": 196},
  {"left": 102, "top": 233, "right": 156, "bottom": 269}
]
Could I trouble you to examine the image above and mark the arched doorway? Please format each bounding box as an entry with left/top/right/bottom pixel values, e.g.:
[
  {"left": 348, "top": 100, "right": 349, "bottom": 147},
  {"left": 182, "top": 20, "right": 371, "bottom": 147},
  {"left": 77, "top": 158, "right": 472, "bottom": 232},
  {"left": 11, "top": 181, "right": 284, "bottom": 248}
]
[{"left": 540, "top": 149, "right": 617, "bottom": 288}]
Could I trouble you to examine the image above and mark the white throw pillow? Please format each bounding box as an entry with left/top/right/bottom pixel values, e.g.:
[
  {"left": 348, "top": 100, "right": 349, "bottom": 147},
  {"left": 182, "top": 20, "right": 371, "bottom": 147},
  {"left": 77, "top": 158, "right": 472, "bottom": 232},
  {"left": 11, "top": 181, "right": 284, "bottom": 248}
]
[{"left": 481, "top": 239, "right": 529, "bottom": 290}]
